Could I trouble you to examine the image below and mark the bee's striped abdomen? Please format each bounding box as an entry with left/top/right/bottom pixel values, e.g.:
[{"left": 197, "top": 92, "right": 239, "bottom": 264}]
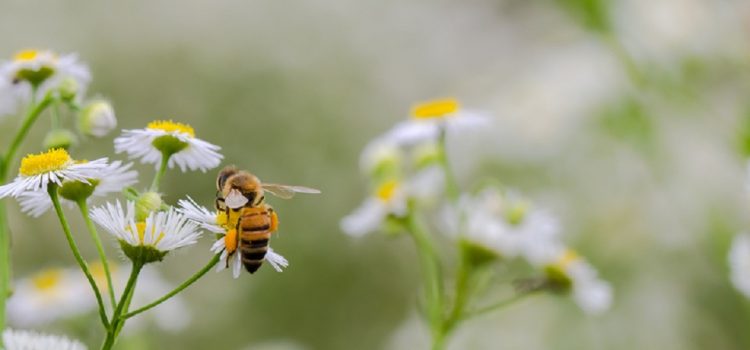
[{"left": 238, "top": 207, "right": 275, "bottom": 274}]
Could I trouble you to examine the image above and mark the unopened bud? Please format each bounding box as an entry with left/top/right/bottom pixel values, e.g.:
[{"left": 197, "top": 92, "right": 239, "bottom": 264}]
[
  {"left": 57, "top": 78, "right": 79, "bottom": 102},
  {"left": 78, "top": 100, "right": 116, "bottom": 137},
  {"left": 43, "top": 129, "right": 77, "bottom": 150},
  {"left": 135, "top": 191, "right": 163, "bottom": 221}
]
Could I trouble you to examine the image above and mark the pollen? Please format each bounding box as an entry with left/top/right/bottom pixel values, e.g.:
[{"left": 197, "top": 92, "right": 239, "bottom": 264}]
[
  {"left": 14, "top": 49, "right": 39, "bottom": 62},
  {"left": 32, "top": 269, "right": 63, "bottom": 291},
  {"left": 411, "top": 98, "right": 460, "bottom": 120},
  {"left": 376, "top": 180, "right": 399, "bottom": 202},
  {"left": 147, "top": 120, "right": 195, "bottom": 137},
  {"left": 225, "top": 229, "right": 238, "bottom": 254},
  {"left": 19, "top": 148, "right": 72, "bottom": 176}
]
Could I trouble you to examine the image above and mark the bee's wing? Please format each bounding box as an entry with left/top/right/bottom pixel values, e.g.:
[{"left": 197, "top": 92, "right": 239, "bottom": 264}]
[
  {"left": 225, "top": 189, "right": 249, "bottom": 209},
  {"left": 262, "top": 183, "right": 321, "bottom": 199}
]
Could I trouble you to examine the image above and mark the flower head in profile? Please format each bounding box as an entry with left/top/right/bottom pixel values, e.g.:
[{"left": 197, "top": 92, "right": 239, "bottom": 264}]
[
  {"left": 16, "top": 160, "right": 137, "bottom": 217},
  {"left": 384, "top": 98, "right": 490, "bottom": 146},
  {"left": 729, "top": 233, "right": 750, "bottom": 298},
  {"left": 7, "top": 267, "right": 94, "bottom": 327},
  {"left": 340, "top": 179, "right": 408, "bottom": 237},
  {"left": 0, "top": 148, "right": 107, "bottom": 199},
  {"left": 90, "top": 201, "right": 202, "bottom": 264},
  {"left": 115, "top": 120, "right": 222, "bottom": 172},
  {"left": 2, "top": 329, "right": 86, "bottom": 350},
  {"left": 0, "top": 49, "right": 90, "bottom": 100},
  {"left": 177, "top": 197, "right": 289, "bottom": 278}
]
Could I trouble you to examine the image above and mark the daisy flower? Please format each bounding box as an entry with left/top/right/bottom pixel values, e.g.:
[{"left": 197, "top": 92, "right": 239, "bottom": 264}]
[
  {"left": 340, "top": 180, "right": 408, "bottom": 237},
  {"left": 90, "top": 201, "right": 202, "bottom": 263},
  {"left": 6, "top": 267, "right": 95, "bottom": 327},
  {"left": 729, "top": 233, "right": 750, "bottom": 298},
  {"left": 2, "top": 329, "right": 86, "bottom": 350},
  {"left": 114, "top": 120, "right": 222, "bottom": 172},
  {"left": 0, "top": 49, "right": 90, "bottom": 101},
  {"left": 0, "top": 148, "right": 107, "bottom": 199},
  {"left": 177, "top": 197, "right": 289, "bottom": 278},
  {"left": 533, "top": 246, "right": 613, "bottom": 315},
  {"left": 16, "top": 160, "right": 137, "bottom": 217},
  {"left": 384, "top": 98, "right": 490, "bottom": 146}
]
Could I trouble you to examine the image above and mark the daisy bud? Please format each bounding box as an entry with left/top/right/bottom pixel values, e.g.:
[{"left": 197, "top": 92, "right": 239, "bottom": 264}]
[
  {"left": 78, "top": 100, "right": 116, "bottom": 137},
  {"left": 459, "top": 239, "right": 499, "bottom": 268},
  {"left": 43, "top": 129, "right": 77, "bottom": 150},
  {"left": 135, "top": 191, "right": 163, "bottom": 221},
  {"left": 58, "top": 179, "right": 98, "bottom": 203},
  {"left": 57, "top": 77, "right": 79, "bottom": 102}
]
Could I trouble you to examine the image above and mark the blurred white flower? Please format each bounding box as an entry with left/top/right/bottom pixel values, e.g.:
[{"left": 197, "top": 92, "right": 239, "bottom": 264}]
[
  {"left": 2, "top": 329, "right": 86, "bottom": 350},
  {"left": 729, "top": 233, "right": 750, "bottom": 298},
  {"left": 115, "top": 120, "right": 223, "bottom": 172},
  {"left": 0, "top": 148, "right": 107, "bottom": 198},
  {"left": 0, "top": 49, "right": 90, "bottom": 102},
  {"left": 6, "top": 268, "right": 94, "bottom": 327},
  {"left": 90, "top": 201, "right": 202, "bottom": 257},
  {"left": 384, "top": 98, "right": 489, "bottom": 146},
  {"left": 78, "top": 100, "right": 117, "bottom": 137},
  {"left": 341, "top": 180, "right": 408, "bottom": 237},
  {"left": 17, "top": 160, "right": 137, "bottom": 217}
]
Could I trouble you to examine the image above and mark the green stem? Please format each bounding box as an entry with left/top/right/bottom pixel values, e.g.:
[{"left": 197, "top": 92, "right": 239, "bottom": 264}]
[
  {"left": 149, "top": 152, "right": 170, "bottom": 192},
  {"left": 122, "top": 253, "right": 221, "bottom": 320},
  {"left": 465, "top": 291, "right": 537, "bottom": 320},
  {"left": 102, "top": 261, "right": 143, "bottom": 350},
  {"left": 77, "top": 200, "right": 117, "bottom": 308},
  {"left": 437, "top": 125, "right": 459, "bottom": 202},
  {"left": 3, "top": 93, "right": 54, "bottom": 177},
  {"left": 48, "top": 185, "right": 109, "bottom": 328},
  {"left": 404, "top": 208, "right": 445, "bottom": 350},
  {"left": 443, "top": 254, "right": 471, "bottom": 334}
]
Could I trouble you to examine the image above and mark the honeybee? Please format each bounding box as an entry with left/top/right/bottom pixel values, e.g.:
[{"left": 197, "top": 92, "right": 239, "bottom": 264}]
[{"left": 215, "top": 166, "right": 320, "bottom": 273}]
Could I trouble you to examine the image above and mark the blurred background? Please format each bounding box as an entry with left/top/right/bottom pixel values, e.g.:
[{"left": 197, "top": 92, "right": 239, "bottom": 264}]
[{"left": 2, "top": 0, "right": 750, "bottom": 349}]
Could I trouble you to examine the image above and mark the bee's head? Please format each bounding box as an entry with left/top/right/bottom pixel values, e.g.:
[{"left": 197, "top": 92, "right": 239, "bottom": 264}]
[{"left": 222, "top": 170, "right": 264, "bottom": 208}]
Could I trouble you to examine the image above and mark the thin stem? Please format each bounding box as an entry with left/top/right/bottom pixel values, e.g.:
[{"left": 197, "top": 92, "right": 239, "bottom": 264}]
[
  {"left": 437, "top": 125, "right": 459, "bottom": 202},
  {"left": 102, "top": 262, "right": 143, "bottom": 350},
  {"left": 443, "top": 254, "right": 471, "bottom": 334},
  {"left": 404, "top": 208, "right": 445, "bottom": 350},
  {"left": 48, "top": 186, "right": 109, "bottom": 328},
  {"left": 465, "top": 291, "right": 537, "bottom": 320},
  {"left": 122, "top": 253, "right": 221, "bottom": 320},
  {"left": 51, "top": 101, "right": 61, "bottom": 130},
  {"left": 2, "top": 93, "right": 54, "bottom": 179},
  {"left": 77, "top": 200, "right": 117, "bottom": 308},
  {"left": 149, "top": 152, "right": 170, "bottom": 192}
]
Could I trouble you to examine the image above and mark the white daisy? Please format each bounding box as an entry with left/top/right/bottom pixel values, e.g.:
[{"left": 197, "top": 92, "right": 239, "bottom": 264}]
[
  {"left": 534, "top": 247, "right": 613, "bottom": 315},
  {"left": 16, "top": 160, "right": 138, "bottom": 217},
  {"left": 0, "top": 49, "right": 90, "bottom": 102},
  {"left": 360, "top": 136, "right": 403, "bottom": 176},
  {"left": 2, "top": 329, "right": 86, "bottom": 350},
  {"left": 340, "top": 180, "right": 408, "bottom": 237},
  {"left": 178, "top": 198, "right": 289, "bottom": 278},
  {"left": 729, "top": 233, "right": 750, "bottom": 298},
  {"left": 6, "top": 268, "right": 95, "bottom": 327},
  {"left": 384, "top": 98, "right": 490, "bottom": 146},
  {"left": 0, "top": 148, "right": 107, "bottom": 199},
  {"left": 90, "top": 201, "right": 202, "bottom": 257},
  {"left": 114, "top": 120, "right": 222, "bottom": 172}
]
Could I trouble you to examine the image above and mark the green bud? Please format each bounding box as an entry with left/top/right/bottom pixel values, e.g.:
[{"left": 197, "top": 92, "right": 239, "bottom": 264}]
[
  {"left": 78, "top": 100, "right": 116, "bottom": 137},
  {"left": 119, "top": 240, "right": 167, "bottom": 265},
  {"left": 43, "top": 129, "right": 78, "bottom": 150},
  {"left": 58, "top": 179, "right": 99, "bottom": 202},
  {"left": 57, "top": 78, "right": 79, "bottom": 102},
  {"left": 505, "top": 201, "right": 529, "bottom": 226},
  {"left": 543, "top": 265, "right": 573, "bottom": 293},
  {"left": 413, "top": 142, "right": 442, "bottom": 169},
  {"left": 135, "top": 192, "right": 163, "bottom": 222},
  {"left": 460, "top": 239, "right": 499, "bottom": 268}
]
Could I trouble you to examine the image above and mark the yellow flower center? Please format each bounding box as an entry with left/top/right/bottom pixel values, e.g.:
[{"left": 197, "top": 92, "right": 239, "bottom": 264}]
[
  {"left": 147, "top": 120, "right": 195, "bottom": 137},
  {"left": 19, "top": 148, "right": 72, "bottom": 176},
  {"left": 376, "top": 180, "right": 399, "bottom": 202},
  {"left": 555, "top": 249, "right": 580, "bottom": 270},
  {"left": 411, "top": 98, "right": 460, "bottom": 120},
  {"left": 132, "top": 222, "right": 165, "bottom": 246},
  {"left": 14, "top": 49, "right": 40, "bottom": 62},
  {"left": 32, "top": 269, "right": 63, "bottom": 291}
]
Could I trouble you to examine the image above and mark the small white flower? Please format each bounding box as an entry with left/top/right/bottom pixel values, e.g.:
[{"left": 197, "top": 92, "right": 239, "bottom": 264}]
[
  {"left": 0, "top": 149, "right": 107, "bottom": 199},
  {"left": 115, "top": 120, "right": 222, "bottom": 172},
  {"left": 729, "top": 233, "right": 750, "bottom": 298},
  {"left": 341, "top": 180, "right": 408, "bottom": 237},
  {"left": 90, "top": 200, "right": 202, "bottom": 254},
  {"left": 2, "top": 329, "right": 87, "bottom": 350},
  {"left": 0, "top": 49, "right": 91, "bottom": 102},
  {"left": 16, "top": 160, "right": 137, "bottom": 217},
  {"left": 384, "top": 98, "right": 490, "bottom": 146},
  {"left": 359, "top": 136, "right": 403, "bottom": 175},
  {"left": 78, "top": 100, "right": 116, "bottom": 137},
  {"left": 6, "top": 268, "right": 95, "bottom": 327}
]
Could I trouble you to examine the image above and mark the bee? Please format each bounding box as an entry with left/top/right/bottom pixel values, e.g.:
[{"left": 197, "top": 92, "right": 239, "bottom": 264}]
[{"left": 215, "top": 166, "right": 320, "bottom": 273}]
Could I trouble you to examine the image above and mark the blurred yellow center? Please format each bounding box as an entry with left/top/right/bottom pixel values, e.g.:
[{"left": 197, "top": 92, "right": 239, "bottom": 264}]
[
  {"left": 376, "top": 180, "right": 399, "bottom": 202},
  {"left": 19, "top": 148, "right": 71, "bottom": 176},
  {"left": 14, "top": 49, "right": 39, "bottom": 62},
  {"left": 147, "top": 120, "right": 195, "bottom": 137},
  {"left": 555, "top": 249, "right": 580, "bottom": 270},
  {"left": 32, "top": 269, "right": 63, "bottom": 291},
  {"left": 89, "top": 261, "right": 116, "bottom": 290},
  {"left": 411, "top": 98, "right": 459, "bottom": 119}
]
